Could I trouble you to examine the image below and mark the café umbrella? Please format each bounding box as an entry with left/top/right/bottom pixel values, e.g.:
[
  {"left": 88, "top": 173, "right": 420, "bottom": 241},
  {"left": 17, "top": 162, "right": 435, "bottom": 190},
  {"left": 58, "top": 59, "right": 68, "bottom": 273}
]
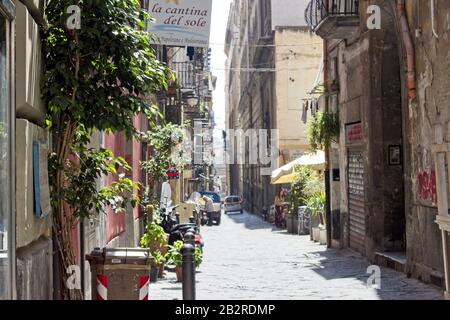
[{"left": 271, "top": 151, "right": 325, "bottom": 185}]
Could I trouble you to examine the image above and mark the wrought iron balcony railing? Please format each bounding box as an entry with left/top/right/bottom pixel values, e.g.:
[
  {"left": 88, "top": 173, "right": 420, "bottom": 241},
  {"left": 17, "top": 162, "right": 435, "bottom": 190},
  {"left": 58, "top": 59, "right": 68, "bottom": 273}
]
[
  {"left": 172, "top": 62, "right": 197, "bottom": 90},
  {"left": 305, "top": 0, "right": 360, "bottom": 39}
]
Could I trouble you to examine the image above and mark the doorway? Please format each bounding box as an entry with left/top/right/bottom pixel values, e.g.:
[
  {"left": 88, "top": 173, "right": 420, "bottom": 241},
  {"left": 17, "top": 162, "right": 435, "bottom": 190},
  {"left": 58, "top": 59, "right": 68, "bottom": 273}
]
[{"left": 378, "top": 22, "right": 406, "bottom": 253}]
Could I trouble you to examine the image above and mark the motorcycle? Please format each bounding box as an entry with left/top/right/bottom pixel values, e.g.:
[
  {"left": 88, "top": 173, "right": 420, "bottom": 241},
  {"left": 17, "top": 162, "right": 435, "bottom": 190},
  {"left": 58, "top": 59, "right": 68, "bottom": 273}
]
[{"left": 169, "top": 223, "right": 204, "bottom": 253}]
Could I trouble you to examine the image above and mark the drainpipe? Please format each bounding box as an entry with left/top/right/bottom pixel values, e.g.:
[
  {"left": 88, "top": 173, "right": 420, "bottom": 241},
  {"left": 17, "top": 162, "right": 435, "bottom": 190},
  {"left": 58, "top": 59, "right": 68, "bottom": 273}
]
[
  {"left": 431, "top": 0, "right": 439, "bottom": 39},
  {"left": 396, "top": 0, "right": 417, "bottom": 101}
]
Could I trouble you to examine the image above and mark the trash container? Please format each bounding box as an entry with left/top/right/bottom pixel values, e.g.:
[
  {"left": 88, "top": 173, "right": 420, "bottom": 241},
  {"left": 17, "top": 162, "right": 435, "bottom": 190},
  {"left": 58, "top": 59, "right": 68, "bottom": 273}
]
[{"left": 86, "top": 248, "right": 154, "bottom": 300}]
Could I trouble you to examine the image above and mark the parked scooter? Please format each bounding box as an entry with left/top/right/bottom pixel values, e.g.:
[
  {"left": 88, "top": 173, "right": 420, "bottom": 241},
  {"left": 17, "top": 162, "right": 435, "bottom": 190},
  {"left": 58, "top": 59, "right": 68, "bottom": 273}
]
[
  {"left": 159, "top": 204, "right": 179, "bottom": 234},
  {"left": 159, "top": 204, "right": 204, "bottom": 251}
]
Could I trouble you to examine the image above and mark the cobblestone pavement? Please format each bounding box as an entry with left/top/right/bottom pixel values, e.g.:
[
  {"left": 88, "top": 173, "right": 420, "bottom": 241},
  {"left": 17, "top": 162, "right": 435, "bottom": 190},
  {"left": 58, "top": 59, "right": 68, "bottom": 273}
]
[{"left": 149, "top": 212, "right": 442, "bottom": 300}]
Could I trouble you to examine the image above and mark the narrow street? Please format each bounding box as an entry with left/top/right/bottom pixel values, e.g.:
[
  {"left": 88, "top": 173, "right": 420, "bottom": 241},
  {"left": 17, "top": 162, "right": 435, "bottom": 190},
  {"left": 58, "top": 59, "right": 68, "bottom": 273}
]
[{"left": 150, "top": 212, "right": 442, "bottom": 300}]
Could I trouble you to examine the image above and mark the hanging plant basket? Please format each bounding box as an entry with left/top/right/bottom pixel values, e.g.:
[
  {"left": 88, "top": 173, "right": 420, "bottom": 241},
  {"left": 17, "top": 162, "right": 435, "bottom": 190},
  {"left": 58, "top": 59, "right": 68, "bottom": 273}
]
[{"left": 307, "top": 111, "right": 340, "bottom": 151}]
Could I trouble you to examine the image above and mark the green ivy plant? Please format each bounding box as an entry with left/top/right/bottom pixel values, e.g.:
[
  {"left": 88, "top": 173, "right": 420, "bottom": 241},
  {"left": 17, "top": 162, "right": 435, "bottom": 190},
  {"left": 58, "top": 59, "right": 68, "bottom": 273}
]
[
  {"left": 288, "top": 165, "right": 325, "bottom": 217},
  {"left": 139, "top": 123, "right": 188, "bottom": 202},
  {"left": 140, "top": 221, "right": 168, "bottom": 266},
  {"left": 195, "top": 246, "right": 203, "bottom": 268},
  {"left": 49, "top": 143, "right": 140, "bottom": 219},
  {"left": 165, "top": 240, "right": 203, "bottom": 268},
  {"left": 307, "top": 111, "right": 340, "bottom": 152},
  {"left": 152, "top": 250, "right": 166, "bottom": 266},
  {"left": 307, "top": 192, "right": 327, "bottom": 226},
  {"left": 165, "top": 240, "right": 184, "bottom": 268},
  {"left": 41, "top": 0, "right": 171, "bottom": 299}
]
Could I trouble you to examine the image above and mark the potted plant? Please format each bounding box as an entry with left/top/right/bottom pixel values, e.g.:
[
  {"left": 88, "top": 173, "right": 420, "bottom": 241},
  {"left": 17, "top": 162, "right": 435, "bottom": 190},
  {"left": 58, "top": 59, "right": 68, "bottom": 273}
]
[
  {"left": 285, "top": 210, "right": 297, "bottom": 234},
  {"left": 288, "top": 166, "right": 315, "bottom": 234},
  {"left": 140, "top": 221, "right": 169, "bottom": 281},
  {"left": 307, "top": 192, "right": 327, "bottom": 244},
  {"left": 166, "top": 240, "right": 184, "bottom": 282},
  {"left": 195, "top": 245, "right": 203, "bottom": 269},
  {"left": 151, "top": 251, "right": 166, "bottom": 282}
]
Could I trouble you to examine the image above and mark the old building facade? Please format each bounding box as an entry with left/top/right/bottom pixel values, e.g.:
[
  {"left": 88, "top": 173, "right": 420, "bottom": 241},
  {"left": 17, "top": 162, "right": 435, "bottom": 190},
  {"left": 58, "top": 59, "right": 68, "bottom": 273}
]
[
  {"left": 0, "top": 0, "right": 215, "bottom": 300},
  {"left": 225, "top": 0, "right": 322, "bottom": 215},
  {"left": 305, "top": 0, "right": 450, "bottom": 290}
]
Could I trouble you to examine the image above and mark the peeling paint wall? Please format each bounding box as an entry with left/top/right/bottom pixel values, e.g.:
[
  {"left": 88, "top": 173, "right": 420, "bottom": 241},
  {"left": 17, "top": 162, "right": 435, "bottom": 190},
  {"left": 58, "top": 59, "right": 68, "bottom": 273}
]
[
  {"left": 14, "top": 0, "right": 53, "bottom": 299},
  {"left": 403, "top": 0, "right": 450, "bottom": 285},
  {"left": 330, "top": 1, "right": 445, "bottom": 285}
]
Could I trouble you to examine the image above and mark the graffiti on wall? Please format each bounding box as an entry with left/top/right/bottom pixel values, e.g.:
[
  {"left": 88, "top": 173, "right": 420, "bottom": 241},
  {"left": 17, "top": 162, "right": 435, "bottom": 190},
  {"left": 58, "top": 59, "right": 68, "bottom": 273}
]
[{"left": 418, "top": 170, "right": 437, "bottom": 204}]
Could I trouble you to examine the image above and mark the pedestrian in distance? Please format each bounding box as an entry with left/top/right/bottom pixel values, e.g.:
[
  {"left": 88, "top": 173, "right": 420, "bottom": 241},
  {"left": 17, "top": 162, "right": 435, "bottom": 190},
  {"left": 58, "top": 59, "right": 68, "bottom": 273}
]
[{"left": 274, "top": 189, "right": 288, "bottom": 229}]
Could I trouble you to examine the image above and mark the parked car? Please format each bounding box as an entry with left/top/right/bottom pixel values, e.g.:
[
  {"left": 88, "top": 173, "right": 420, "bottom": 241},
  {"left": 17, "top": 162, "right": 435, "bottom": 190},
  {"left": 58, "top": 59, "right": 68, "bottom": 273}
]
[
  {"left": 199, "top": 191, "right": 222, "bottom": 225},
  {"left": 223, "top": 196, "right": 243, "bottom": 215}
]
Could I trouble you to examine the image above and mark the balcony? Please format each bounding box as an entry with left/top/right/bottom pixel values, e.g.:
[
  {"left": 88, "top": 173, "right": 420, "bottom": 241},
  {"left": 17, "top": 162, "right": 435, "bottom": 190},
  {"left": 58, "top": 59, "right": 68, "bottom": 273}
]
[
  {"left": 305, "top": 0, "right": 360, "bottom": 39},
  {"left": 172, "top": 62, "right": 197, "bottom": 90}
]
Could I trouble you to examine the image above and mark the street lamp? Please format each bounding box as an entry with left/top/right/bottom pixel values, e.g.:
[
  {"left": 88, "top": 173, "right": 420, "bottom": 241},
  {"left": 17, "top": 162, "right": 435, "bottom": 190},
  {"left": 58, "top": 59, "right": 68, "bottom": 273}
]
[{"left": 186, "top": 94, "right": 199, "bottom": 107}]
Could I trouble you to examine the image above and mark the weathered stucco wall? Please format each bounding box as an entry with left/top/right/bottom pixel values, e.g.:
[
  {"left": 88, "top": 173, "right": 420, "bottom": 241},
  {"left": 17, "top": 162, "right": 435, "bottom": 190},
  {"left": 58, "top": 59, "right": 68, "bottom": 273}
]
[
  {"left": 334, "top": 34, "right": 369, "bottom": 251},
  {"left": 330, "top": 3, "right": 442, "bottom": 282},
  {"left": 404, "top": 0, "right": 450, "bottom": 285},
  {"left": 15, "top": 119, "right": 52, "bottom": 248},
  {"left": 334, "top": 0, "right": 446, "bottom": 285},
  {"left": 16, "top": 237, "right": 53, "bottom": 300},
  {"left": 14, "top": 1, "right": 54, "bottom": 300},
  {"left": 15, "top": 0, "right": 45, "bottom": 125},
  {"left": 15, "top": 0, "right": 51, "bottom": 250},
  {"left": 274, "top": 27, "right": 322, "bottom": 164},
  {"left": 271, "top": 0, "right": 309, "bottom": 29},
  {"left": 364, "top": 10, "right": 405, "bottom": 256}
]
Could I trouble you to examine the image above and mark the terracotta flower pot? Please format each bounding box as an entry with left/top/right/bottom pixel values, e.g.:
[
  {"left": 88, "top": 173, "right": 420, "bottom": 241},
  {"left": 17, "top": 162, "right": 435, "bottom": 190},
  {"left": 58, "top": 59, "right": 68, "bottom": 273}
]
[
  {"left": 158, "top": 263, "right": 165, "bottom": 279},
  {"left": 150, "top": 266, "right": 159, "bottom": 283},
  {"left": 175, "top": 266, "right": 183, "bottom": 282}
]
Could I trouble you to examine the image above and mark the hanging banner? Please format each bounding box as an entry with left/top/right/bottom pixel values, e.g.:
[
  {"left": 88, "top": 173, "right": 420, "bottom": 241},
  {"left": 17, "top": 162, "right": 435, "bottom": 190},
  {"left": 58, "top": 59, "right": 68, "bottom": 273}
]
[{"left": 146, "top": 0, "right": 212, "bottom": 47}]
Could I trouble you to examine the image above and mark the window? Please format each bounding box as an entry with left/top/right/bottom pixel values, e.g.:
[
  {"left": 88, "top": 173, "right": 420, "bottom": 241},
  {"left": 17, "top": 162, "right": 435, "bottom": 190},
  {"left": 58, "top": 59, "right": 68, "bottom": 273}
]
[
  {"left": 0, "top": 1, "right": 14, "bottom": 300},
  {"left": 226, "top": 197, "right": 240, "bottom": 204}
]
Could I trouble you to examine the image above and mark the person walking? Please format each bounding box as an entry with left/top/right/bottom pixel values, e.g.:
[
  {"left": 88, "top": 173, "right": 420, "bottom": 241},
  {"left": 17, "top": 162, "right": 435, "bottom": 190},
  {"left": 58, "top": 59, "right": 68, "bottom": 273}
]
[
  {"left": 160, "top": 177, "right": 173, "bottom": 210},
  {"left": 201, "top": 195, "right": 215, "bottom": 226}
]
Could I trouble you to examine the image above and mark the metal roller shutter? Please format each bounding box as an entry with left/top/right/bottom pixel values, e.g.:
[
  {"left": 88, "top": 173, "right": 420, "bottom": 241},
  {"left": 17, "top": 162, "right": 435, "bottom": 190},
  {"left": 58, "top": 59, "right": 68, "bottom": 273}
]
[{"left": 348, "top": 150, "right": 366, "bottom": 254}]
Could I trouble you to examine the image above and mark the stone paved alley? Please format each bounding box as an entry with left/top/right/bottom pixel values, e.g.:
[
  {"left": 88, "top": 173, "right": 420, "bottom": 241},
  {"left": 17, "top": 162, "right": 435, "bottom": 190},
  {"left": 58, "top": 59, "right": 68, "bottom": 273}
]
[{"left": 150, "top": 212, "right": 442, "bottom": 300}]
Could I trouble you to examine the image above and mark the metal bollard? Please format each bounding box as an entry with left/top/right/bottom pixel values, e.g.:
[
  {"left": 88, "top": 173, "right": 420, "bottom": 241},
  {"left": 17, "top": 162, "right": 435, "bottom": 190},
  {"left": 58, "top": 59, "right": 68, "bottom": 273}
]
[
  {"left": 181, "top": 243, "right": 196, "bottom": 300},
  {"left": 184, "top": 231, "right": 195, "bottom": 246}
]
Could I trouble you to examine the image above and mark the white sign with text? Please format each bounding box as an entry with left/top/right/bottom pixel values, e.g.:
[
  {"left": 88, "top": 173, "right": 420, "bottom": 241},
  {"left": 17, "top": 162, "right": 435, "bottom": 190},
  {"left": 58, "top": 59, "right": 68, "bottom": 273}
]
[{"left": 147, "top": 0, "right": 212, "bottom": 47}]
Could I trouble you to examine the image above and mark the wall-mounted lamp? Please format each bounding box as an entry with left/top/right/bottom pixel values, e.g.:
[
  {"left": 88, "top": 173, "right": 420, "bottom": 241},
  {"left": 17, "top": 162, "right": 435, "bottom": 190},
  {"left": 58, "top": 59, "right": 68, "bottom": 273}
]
[{"left": 186, "top": 94, "right": 199, "bottom": 107}]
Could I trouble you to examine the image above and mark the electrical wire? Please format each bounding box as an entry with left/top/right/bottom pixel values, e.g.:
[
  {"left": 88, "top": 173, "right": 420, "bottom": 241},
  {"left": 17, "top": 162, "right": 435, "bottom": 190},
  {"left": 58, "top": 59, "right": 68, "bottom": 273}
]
[
  {"left": 210, "top": 67, "right": 304, "bottom": 72},
  {"left": 209, "top": 42, "right": 323, "bottom": 48}
]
